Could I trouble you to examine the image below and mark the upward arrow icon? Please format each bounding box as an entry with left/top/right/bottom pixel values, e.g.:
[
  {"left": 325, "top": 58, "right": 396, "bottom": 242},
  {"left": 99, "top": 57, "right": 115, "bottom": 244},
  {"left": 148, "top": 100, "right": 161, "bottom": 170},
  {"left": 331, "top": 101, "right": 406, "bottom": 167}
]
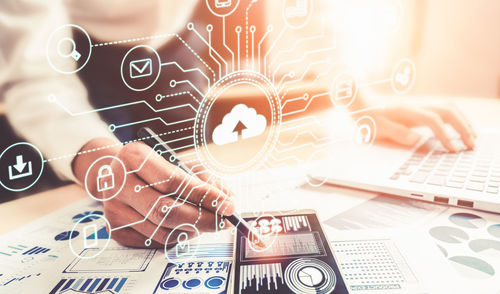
[
  {"left": 13, "top": 155, "right": 27, "bottom": 173},
  {"left": 232, "top": 120, "right": 248, "bottom": 139}
]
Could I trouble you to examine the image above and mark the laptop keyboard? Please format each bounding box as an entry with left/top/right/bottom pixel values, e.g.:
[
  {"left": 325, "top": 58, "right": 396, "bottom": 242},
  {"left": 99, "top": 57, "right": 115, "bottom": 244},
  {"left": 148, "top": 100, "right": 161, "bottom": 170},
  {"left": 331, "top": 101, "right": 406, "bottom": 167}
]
[{"left": 390, "top": 135, "right": 500, "bottom": 194}]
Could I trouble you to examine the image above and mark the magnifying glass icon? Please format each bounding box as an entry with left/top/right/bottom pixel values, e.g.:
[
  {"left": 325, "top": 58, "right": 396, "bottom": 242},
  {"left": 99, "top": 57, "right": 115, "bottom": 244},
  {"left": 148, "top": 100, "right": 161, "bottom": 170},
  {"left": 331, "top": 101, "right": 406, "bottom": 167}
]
[{"left": 57, "top": 37, "right": 82, "bottom": 61}]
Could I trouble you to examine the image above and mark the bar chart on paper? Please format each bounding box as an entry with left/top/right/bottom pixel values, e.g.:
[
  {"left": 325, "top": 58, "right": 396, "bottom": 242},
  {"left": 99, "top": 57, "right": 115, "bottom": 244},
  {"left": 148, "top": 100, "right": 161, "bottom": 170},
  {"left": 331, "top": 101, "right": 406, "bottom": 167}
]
[{"left": 49, "top": 277, "right": 130, "bottom": 294}]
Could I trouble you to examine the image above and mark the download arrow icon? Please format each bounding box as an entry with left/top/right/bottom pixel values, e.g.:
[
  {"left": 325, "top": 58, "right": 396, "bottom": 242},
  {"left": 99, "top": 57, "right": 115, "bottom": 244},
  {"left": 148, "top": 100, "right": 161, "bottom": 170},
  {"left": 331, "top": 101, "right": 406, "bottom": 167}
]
[
  {"left": 13, "top": 155, "right": 27, "bottom": 173},
  {"left": 8, "top": 154, "right": 33, "bottom": 180}
]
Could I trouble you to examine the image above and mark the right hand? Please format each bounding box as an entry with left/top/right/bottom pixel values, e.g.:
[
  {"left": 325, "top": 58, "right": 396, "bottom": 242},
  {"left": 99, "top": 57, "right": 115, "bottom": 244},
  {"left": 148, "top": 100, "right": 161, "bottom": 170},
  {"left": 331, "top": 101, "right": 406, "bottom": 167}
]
[{"left": 73, "top": 138, "right": 235, "bottom": 248}]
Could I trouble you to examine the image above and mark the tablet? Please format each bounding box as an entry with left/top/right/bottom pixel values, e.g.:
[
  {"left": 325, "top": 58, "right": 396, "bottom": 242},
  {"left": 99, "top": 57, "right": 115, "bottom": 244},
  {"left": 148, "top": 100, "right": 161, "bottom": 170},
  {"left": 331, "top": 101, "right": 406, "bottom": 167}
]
[{"left": 232, "top": 209, "right": 349, "bottom": 294}]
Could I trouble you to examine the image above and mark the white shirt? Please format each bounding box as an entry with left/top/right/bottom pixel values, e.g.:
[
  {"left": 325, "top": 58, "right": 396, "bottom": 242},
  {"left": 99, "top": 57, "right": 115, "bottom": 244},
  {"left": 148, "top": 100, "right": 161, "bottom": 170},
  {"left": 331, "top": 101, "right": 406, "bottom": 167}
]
[{"left": 0, "top": 0, "right": 197, "bottom": 182}]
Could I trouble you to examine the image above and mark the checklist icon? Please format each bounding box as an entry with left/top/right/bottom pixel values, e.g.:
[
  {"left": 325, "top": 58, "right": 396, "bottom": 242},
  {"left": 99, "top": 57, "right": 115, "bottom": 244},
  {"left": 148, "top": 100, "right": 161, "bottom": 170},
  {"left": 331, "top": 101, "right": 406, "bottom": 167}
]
[{"left": 129, "top": 58, "right": 152, "bottom": 79}]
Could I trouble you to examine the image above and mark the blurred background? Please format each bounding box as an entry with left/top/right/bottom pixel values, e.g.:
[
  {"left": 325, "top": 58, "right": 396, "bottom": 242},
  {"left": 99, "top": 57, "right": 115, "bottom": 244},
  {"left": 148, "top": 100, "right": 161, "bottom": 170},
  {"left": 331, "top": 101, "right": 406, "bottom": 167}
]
[{"left": 0, "top": 0, "right": 499, "bottom": 202}]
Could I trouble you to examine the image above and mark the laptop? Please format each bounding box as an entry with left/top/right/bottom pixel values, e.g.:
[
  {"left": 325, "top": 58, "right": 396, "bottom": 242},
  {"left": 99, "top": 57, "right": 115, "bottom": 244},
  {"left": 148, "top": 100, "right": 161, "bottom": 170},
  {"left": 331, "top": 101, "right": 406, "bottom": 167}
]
[{"left": 315, "top": 129, "right": 500, "bottom": 213}]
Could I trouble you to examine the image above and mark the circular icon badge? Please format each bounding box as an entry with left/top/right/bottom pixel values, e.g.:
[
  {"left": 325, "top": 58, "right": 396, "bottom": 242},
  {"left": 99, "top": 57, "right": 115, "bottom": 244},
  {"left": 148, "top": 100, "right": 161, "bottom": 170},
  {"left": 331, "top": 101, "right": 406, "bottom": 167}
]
[
  {"left": 165, "top": 224, "right": 201, "bottom": 265},
  {"left": 284, "top": 258, "right": 336, "bottom": 294},
  {"left": 69, "top": 213, "right": 112, "bottom": 259},
  {"left": 0, "top": 142, "right": 44, "bottom": 192},
  {"left": 330, "top": 71, "right": 359, "bottom": 108},
  {"left": 194, "top": 71, "right": 281, "bottom": 176},
  {"left": 391, "top": 58, "right": 416, "bottom": 95},
  {"left": 46, "top": 24, "right": 92, "bottom": 74},
  {"left": 353, "top": 115, "right": 376, "bottom": 148},
  {"left": 247, "top": 214, "right": 282, "bottom": 253},
  {"left": 282, "top": 0, "right": 313, "bottom": 30},
  {"left": 205, "top": 0, "right": 240, "bottom": 17},
  {"left": 120, "top": 45, "right": 161, "bottom": 91},
  {"left": 84, "top": 156, "right": 127, "bottom": 202}
]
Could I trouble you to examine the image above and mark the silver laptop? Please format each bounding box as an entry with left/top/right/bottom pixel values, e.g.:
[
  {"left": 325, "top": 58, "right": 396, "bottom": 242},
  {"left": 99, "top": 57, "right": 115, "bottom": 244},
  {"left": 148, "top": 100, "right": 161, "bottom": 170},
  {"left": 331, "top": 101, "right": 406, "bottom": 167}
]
[{"left": 317, "top": 129, "right": 500, "bottom": 213}]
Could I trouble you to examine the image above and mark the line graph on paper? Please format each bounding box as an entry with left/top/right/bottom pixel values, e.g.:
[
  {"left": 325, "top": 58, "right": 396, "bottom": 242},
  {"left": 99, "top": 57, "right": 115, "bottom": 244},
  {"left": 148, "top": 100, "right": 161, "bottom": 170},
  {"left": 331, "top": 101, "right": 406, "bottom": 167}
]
[{"left": 244, "top": 232, "right": 325, "bottom": 260}]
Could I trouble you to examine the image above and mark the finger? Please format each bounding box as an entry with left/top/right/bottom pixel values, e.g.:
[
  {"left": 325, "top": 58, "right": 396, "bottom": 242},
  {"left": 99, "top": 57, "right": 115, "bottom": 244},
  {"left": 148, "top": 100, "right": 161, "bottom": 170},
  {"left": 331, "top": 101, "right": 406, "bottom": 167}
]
[
  {"left": 118, "top": 142, "right": 235, "bottom": 215},
  {"left": 108, "top": 172, "right": 230, "bottom": 232},
  {"left": 426, "top": 106, "right": 476, "bottom": 149},
  {"left": 104, "top": 199, "right": 197, "bottom": 246},
  {"left": 376, "top": 117, "right": 422, "bottom": 147},
  {"left": 450, "top": 105, "right": 477, "bottom": 138},
  {"left": 104, "top": 200, "right": 169, "bottom": 247},
  {"left": 184, "top": 162, "right": 232, "bottom": 195},
  {"left": 391, "top": 108, "right": 456, "bottom": 152},
  {"left": 111, "top": 227, "right": 163, "bottom": 248}
]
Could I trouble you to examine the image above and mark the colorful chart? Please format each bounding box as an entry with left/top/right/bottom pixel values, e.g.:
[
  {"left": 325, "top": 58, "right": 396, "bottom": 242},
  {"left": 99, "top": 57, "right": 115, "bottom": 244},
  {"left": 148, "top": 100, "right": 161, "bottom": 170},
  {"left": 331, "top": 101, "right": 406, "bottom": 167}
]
[
  {"left": 50, "top": 277, "right": 127, "bottom": 294},
  {"left": 0, "top": 244, "right": 28, "bottom": 256},
  {"left": 72, "top": 211, "right": 103, "bottom": 223},
  {"left": 154, "top": 261, "right": 231, "bottom": 293},
  {"left": 22, "top": 246, "right": 50, "bottom": 255},
  {"left": 86, "top": 226, "right": 109, "bottom": 240},
  {"left": 54, "top": 231, "right": 79, "bottom": 241}
]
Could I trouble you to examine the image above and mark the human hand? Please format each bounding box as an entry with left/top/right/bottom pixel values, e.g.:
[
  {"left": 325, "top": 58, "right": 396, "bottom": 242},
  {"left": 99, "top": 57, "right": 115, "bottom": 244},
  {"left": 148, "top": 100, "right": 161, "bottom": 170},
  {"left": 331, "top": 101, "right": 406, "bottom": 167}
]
[
  {"left": 73, "top": 138, "right": 235, "bottom": 248},
  {"left": 363, "top": 104, "right": 477, "bottom": 152}
]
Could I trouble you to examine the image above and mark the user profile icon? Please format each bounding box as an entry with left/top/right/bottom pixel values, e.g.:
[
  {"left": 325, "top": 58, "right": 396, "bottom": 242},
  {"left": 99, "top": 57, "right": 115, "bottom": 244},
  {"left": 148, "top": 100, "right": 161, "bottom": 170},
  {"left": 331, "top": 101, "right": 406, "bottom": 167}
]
[
  {"left": 46, "top": 24, "right": 92, "bottom": 74},
  {"left": 164, "top": 224, "right": 200, "bottom": 265}
]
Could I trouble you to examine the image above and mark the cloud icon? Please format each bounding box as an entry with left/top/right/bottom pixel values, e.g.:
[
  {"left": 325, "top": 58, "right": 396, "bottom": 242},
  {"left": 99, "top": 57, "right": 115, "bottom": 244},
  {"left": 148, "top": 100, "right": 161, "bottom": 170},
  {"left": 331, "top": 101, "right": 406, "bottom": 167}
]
[{"left": 212, "top": 104, "right": 267, "bottom": 146}]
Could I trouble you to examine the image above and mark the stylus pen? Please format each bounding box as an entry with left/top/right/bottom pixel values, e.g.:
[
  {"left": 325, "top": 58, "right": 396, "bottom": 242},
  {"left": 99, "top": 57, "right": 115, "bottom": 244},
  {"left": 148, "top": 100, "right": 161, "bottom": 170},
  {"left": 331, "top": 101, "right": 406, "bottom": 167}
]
[{"left": 137, "top": 127, "right": 265, "bottom": 247}]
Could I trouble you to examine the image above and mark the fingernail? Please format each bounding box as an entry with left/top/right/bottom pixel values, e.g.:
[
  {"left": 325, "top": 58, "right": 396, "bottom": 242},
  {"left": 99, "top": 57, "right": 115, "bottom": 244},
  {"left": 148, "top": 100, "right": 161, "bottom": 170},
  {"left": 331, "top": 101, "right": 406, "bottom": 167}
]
[
  {"left": 447, "top": 142, "right": 457, "bottom": 153},
  {"left": 467, "top": 135, "right": 476, "bottom": 149},
  {"left": 404, "top": 132, "right": 421, "bottom": 146}
]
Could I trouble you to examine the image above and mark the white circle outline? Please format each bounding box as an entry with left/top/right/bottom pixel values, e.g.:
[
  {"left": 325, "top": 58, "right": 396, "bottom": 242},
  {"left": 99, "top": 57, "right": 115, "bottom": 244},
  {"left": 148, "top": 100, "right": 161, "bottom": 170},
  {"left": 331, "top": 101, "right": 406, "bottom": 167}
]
[
  {"left": 284, "top": 258, "right": 336, "bottom": 294},
  {"left": 69, "top": 213, "right": 112, "bottom": 260},
  {"left": 120, "top": 44, "right": 162, "bottom": 92},
  {"left": 329, "top": 71, "right": 359, "bottom": 108},
  {"left": 282, "top": 0, "right": 314, "bottom": 30},
  {"left": 84, "top": 155, "right": 127, "bottom": 202},
  {"left": 205, "top": 0, "right": 241, "bottom": 17},
  {"left": 194, "top": 71, "right": 282, "bottom": 176},
  {"left": 46, "top": 24, "right": 92, "bottom": 74},
  {"left": 391, "top": 57, "right": 416, "bottom": 95},
  {"left": 164, "top": 223, "right": 201, "bottom": 265},
  {"left": 353, "top": 115, "right": 377, "bottom": 148},
  {"left": 0, "top": 142, "right": 44, "bottom": 192}
]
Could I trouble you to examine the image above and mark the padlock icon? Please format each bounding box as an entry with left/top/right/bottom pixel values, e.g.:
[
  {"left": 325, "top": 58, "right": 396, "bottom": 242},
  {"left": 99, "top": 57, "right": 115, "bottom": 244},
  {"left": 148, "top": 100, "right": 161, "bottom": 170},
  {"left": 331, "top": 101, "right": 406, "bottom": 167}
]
[{"left": 97, "top": 165, "right": 115, "bottom": 192}]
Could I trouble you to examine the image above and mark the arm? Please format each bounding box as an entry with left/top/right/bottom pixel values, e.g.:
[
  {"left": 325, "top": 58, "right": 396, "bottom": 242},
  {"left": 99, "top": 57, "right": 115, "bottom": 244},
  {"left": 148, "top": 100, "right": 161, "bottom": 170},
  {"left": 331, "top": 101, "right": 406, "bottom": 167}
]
[
  {"left": 0, "top": 0, "right": 117, "bottom": 182},
  {"left": 1, "top": 1, "right": 234, "bottom": 248}
]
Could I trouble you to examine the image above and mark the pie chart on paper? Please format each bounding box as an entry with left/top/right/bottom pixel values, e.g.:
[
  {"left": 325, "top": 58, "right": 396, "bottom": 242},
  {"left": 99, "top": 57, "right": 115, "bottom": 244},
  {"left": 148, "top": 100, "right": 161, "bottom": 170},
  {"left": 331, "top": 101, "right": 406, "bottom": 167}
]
[{"left": 298, "top": 266, "right": 325, "bottom": 287}]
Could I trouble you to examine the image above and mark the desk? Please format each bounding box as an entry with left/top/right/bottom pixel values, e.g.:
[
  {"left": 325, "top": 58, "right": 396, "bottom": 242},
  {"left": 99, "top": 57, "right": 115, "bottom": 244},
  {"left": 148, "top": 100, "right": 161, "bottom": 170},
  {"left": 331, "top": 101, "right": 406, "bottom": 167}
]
[
  {"left": 1, "top": 96, "right": 498, "bottom": 234},
  {"left": 1, "top": 96, "right": 500, "bottom": 294}
]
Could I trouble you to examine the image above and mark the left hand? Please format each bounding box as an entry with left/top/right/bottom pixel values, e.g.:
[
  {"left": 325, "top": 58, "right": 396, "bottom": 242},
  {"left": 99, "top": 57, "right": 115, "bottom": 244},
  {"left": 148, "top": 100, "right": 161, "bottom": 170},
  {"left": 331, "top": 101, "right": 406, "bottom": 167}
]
[{"left": 363, "top": 103, "right": 477, "bottom": 152}]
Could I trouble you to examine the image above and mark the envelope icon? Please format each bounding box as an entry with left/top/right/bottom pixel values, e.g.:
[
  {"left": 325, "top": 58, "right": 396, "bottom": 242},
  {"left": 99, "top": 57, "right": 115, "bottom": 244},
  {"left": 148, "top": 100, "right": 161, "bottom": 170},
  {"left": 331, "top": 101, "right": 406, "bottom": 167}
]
[{"left": 129, "top": 58, "right": 152, "bottom": 79}]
